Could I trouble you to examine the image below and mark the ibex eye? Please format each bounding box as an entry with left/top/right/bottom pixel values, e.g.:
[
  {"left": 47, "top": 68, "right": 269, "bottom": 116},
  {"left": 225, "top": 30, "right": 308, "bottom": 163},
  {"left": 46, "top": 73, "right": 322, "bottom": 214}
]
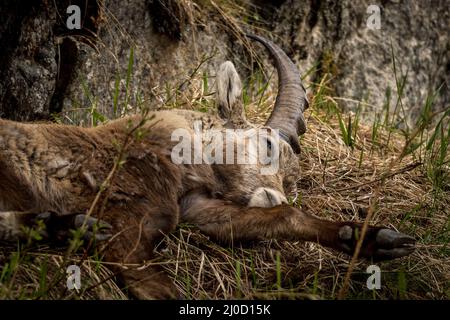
[{"left": 266, "top": 138, "right": 272, "bottom": 150}]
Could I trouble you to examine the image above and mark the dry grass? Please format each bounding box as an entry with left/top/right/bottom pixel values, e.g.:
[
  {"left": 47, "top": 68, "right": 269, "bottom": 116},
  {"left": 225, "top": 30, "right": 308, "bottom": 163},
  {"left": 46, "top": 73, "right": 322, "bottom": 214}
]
[
  {"left": 1, "top": 83, "right": 448, "bottom": 299},
  {"left": 0, "top": 0, "right": 448, "bottom": 300},
  {"left": 0, "top": 248, "right": 127, "bottom": 299}
]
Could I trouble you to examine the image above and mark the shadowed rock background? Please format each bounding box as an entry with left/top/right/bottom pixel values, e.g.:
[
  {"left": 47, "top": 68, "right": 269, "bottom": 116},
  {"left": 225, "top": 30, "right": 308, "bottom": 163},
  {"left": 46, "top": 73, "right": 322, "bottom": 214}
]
[{"left": 0, "top": 0, "right": 448, "bottom": 124}]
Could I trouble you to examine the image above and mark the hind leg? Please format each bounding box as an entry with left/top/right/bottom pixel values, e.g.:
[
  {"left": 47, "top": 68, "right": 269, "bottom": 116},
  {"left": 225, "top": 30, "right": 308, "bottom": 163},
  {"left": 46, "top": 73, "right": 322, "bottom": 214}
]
[{"left": 99, "top": 199, "right": 179, "bottom": 299}]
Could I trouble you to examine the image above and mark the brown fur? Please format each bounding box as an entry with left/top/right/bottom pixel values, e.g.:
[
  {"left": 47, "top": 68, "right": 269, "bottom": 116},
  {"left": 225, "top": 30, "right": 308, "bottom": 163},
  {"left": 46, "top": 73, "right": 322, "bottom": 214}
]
[{"left": 0, "top": 62, "right": 414, "bottom": 299}]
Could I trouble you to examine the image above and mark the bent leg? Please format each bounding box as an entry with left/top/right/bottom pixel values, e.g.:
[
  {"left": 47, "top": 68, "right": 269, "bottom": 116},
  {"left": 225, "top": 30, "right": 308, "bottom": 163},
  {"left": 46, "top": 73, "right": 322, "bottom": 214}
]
[
  {"left": 98, "top": 199, "right": 179, "bottom": 299},
  {"left": 0, "top": 210, "right": 112, "bottom": 243}
]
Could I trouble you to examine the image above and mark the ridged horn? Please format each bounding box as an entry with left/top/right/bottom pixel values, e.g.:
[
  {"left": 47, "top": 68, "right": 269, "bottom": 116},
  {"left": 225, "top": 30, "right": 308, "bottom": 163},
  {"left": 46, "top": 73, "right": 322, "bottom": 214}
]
[{"left": 246, "top": 34, "right": 309, "bottom": 154}]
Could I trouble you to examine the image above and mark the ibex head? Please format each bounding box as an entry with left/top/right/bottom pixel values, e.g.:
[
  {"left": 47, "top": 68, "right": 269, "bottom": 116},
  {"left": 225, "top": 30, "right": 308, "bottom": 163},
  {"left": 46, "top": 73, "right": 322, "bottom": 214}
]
[{"left": 209, "top": 35, "right": 309, "bottom": 208}]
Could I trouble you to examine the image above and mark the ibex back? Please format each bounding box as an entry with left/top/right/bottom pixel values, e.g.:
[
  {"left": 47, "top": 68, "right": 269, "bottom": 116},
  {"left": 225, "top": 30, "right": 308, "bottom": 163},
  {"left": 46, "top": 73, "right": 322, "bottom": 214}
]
[{"left": 0, "top": 35, "right": 415, "bottom": 299}]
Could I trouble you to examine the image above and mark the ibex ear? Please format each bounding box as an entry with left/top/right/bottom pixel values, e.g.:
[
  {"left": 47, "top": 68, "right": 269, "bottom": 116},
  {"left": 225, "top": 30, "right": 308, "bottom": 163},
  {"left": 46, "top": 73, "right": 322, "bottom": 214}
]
[{"left": 216, "top": 61, "right": 247, "bottom": 127}]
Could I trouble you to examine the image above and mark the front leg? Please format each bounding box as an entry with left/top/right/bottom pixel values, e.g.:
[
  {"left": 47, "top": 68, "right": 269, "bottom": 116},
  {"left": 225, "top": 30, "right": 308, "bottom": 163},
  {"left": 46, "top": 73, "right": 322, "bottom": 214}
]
[
  {"left": 180, "top": 192, "right": 415, "bottom": 260},
  {"left": 0, "top": 211, "right": 112, "bottom": 243}
]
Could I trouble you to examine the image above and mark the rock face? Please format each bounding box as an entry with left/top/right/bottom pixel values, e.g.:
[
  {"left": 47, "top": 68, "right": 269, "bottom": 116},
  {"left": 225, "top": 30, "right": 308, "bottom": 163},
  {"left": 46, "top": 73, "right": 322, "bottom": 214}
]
[
  {"left": 0, "top": 0, "right": 100, "bottom": 121},
  {"left": 0, "top": 0, "right": 448, "bottom": 123},
  {"left": 59, "top": 0, "right": 231, "bottom": 124},
  {"left": 271, "top": 0, "right": 449, "bottom": 123},
  {"left": 0, "top": 2, "right": 57, "bottom": 120}
]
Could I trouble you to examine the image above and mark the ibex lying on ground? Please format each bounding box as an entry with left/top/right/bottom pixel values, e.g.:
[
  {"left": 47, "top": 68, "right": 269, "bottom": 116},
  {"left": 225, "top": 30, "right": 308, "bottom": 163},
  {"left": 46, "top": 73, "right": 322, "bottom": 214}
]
[{"left": 0, "top": 34, "right": 415, "bottom": 299}]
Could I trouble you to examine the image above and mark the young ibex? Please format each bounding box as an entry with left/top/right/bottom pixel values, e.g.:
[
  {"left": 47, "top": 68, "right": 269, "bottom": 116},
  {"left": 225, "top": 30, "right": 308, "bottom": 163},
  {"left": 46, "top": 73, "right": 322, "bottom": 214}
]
[{"left": 0, "top": 34, "right": 415, "bottom": 299}]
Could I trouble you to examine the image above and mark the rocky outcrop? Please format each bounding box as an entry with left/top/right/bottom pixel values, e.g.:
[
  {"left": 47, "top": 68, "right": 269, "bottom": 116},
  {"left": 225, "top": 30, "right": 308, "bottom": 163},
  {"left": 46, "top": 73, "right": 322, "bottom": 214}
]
[
  {"left": 0, "top": 0, "right": 100, "bottom": 120},
  {"left": 0, "top": 1, "right": 58, "bottom": 120},
  {"left": 0, "top": 0, "right": 448, "bottom": 124},
  {"left": 59, "top": 0, "right": 231, "bottom": 124},
  {"left": 271, "top": 0, "right": 449, "bottom": 123}
]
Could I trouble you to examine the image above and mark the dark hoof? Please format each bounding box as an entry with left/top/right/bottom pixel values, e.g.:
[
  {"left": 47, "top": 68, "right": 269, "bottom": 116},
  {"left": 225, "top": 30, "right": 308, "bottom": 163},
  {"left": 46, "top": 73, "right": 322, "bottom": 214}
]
[
  {"left": 73, "top": 214, "right": 113, "bottom": 242},
  {"left": 373, "top": 229, "right": 416, "bottom": 260},
  {"left": 338, "top": 225, "right": 416, "bottom": 261}
]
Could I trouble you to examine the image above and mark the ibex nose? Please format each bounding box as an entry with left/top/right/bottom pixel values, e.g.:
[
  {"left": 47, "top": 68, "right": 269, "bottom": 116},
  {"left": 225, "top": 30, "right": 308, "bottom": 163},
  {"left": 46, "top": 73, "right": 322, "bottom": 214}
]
[{"left": 248, "top": 187, "right": 288, "bottom": 208}]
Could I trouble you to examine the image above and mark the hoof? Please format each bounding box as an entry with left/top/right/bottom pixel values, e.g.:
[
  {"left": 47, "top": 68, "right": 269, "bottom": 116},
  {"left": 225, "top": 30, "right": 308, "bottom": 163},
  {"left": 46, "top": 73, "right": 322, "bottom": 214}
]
[
  {"left": 338, "top": 224, "right": 416, "bottom": 260},
  {"left": 373, "top": 228, "right": 416, "bottom": 260}
]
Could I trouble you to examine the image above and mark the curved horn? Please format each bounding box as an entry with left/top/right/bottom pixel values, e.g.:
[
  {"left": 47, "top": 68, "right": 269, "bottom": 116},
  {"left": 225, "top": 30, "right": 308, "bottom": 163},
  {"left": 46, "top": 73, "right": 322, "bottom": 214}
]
[{"left": 246, "top": 34, "right": 309, "bottom": 154}]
